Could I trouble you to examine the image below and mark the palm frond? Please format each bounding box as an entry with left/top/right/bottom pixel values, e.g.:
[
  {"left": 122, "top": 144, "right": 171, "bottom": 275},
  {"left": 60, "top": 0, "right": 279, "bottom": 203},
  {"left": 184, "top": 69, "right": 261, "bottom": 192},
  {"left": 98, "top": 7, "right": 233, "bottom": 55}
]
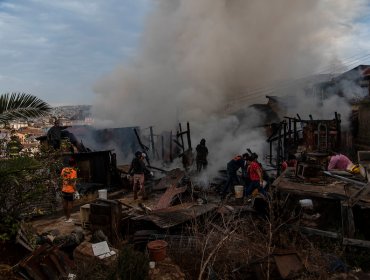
[{"left": 0, "top": 92, "right": 51, "bottom": 123}]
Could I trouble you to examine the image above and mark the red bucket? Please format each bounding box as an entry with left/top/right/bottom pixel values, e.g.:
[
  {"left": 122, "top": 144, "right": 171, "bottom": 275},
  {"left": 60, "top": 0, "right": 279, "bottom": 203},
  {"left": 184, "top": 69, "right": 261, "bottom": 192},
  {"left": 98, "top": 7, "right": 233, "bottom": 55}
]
[{"left": 147, "top": 240, "right": 168, "bottom": 261}]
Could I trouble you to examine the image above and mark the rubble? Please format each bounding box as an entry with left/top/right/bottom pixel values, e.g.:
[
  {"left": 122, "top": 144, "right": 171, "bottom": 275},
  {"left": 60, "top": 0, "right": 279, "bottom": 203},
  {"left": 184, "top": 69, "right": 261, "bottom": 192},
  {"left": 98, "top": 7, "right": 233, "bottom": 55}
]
[{"left": 4, "top": 109, "right": 370, "bottom": 280}]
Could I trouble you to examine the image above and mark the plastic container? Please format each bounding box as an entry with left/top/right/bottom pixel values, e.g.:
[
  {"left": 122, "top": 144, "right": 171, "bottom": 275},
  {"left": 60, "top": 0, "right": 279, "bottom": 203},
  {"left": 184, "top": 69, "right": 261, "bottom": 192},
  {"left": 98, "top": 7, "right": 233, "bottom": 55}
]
[
  {"left": 149, "top": 261, "right": 156, "bottom": 269},
  {"left": 234, "top": 185, "right": 244, "bottom": 198},
  {"left": 98, "top": 189, "right": 107, "bottom": 200},
  {"left": 80, "top": 204, "right": 90, "bottom": 225},
  {"left": 299, "top": 199, "right": 313, "bottom": 209},
  {"left": 147, "top": 240, "right": 168, "bottom": 261}
]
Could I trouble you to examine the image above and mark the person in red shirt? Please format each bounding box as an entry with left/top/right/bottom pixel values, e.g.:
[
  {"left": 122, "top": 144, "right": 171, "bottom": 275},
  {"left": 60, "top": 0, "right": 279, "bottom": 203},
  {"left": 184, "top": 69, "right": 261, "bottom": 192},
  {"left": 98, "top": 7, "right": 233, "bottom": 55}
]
[
  {"left": 281, "top": 154, "right": 297, "bottom": 172},
  {"left": 245, "top": 154, "right": 266, "bottom": 197}
]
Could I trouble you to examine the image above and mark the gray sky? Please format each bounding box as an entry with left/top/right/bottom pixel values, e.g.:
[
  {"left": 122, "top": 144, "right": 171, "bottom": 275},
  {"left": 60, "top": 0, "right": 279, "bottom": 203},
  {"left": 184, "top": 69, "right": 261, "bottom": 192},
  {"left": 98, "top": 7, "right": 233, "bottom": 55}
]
[
  {"left": 1, "top": 0, "right": 370, "bottom": 107},
  {"left": 0, "top": 0, "right": 151, "bottom": 106}
]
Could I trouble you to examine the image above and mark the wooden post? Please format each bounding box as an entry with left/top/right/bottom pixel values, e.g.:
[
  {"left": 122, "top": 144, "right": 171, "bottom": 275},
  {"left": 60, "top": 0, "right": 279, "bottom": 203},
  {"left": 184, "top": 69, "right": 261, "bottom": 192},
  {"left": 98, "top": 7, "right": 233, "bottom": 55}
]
[
  {"left": 341, "top": 202, "right": 355, "bottom": 238},
  {"left": 179, "top": 123, "right": 185, "bottom": 153},
  {"left": 161, "top": 135, "right": 165, "bottom": 161},
  {"left": 277, "top": 124, "right": 282, "bottom": 176},
  {"left": 187, "top": 122, "right": 192, "bottom": 150},
  {"left": 283, "top": 121, "right": 287, "bottom": 159},
  {"left": 150, "top": 126, "right": 155, "bottom": 159},
  {"left": 269, "top": 141, "right": 273, "bottom": 166},
  {"left": 294, "top": 119, "right": 298, "bottom": 144},
  {"left": 170, "top": 130, "right": 173, "bottom": 162}
]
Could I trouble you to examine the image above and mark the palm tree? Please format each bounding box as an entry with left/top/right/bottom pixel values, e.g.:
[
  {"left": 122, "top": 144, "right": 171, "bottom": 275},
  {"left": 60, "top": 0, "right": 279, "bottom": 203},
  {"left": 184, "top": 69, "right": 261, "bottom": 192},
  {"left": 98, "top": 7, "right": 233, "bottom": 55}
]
[{"left": 0, "top": 92, "right": 51, "bottom": 124}]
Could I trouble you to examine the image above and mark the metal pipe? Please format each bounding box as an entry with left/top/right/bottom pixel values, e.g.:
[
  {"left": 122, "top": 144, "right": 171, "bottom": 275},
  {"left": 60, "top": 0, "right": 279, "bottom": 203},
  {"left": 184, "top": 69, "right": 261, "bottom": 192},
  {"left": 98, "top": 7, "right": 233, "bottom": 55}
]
[{"left": 323, "top": 171, "right": 366, "bottom": 187}]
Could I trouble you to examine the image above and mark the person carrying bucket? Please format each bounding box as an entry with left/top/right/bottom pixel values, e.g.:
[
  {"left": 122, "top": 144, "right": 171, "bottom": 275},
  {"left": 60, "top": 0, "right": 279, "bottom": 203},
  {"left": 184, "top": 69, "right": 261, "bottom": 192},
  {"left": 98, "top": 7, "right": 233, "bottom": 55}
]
[{"left": 221, "top": 155, "right": 245, "bottom": 200}]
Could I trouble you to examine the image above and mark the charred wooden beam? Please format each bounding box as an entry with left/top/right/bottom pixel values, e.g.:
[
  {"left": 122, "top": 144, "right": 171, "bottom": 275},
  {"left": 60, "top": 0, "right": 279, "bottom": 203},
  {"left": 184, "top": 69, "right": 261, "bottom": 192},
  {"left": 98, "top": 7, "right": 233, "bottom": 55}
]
[
  {"left": 343, "top": 238, "right": 370, "bottom": 249},
  {"left": 178, "top": 123, "right": 185, "bottom": 153},
  {"left": 349, "top": 182, "right": 370, "bottom": 207},
  {"left": 187, "top": 122, "right": 192, "bottom": 149},
  {"left": 299, "top": 226, "right": 339, "bottom": 238}
]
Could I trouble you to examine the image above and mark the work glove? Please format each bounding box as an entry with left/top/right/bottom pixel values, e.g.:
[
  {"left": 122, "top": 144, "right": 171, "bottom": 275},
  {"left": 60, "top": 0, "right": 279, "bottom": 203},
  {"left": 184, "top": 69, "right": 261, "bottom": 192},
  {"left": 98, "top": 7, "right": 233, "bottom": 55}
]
[{"left": 73, "top": 191, "right": 80, "bottom": 200}]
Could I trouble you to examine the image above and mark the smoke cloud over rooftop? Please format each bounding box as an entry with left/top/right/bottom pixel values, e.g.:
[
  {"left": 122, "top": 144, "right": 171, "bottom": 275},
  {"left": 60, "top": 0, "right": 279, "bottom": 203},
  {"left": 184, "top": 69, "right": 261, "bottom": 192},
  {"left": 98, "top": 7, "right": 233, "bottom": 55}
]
[
  {"left": 92, "top": 0, "right": 367, "bottom": 128},
  {"left": 91, "top": 0, "right": 368, "bottom": 172}
]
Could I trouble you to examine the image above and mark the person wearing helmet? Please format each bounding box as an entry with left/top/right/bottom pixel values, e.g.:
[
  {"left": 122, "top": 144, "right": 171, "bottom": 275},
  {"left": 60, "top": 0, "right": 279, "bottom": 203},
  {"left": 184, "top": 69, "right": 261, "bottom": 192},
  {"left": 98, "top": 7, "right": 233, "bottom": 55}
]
[
  {"left": 196, "top": 138, "right": 208, "bottom": 172},
  {"left": 128, "top": 151, "right": 151, "bottom": 200}
]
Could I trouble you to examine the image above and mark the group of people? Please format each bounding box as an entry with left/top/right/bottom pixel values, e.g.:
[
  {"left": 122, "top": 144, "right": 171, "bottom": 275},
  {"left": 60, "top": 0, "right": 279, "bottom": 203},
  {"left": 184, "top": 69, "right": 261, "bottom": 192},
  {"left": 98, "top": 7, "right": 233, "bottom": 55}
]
[
  {"left": 58, "top": 126, "right": 357, "bottom": 222},
  {"left": 221, "top": 152, "right": 267, "bottom": 200}
]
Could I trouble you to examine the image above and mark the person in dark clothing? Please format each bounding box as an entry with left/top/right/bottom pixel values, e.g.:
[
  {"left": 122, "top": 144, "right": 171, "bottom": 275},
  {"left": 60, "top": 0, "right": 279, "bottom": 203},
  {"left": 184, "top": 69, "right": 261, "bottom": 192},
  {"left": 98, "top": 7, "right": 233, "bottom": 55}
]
[
  {"left": 47, "top": 119, "right": 69, "bottom": 149},
  {"left": 221, "top": 155, "right": 245, "bottom": 199},
  {"left": 128, "top": 151, "right": 152, "bottom": 200},
  {"left": 196, "top": 138, "right": 208, "bottom": 172}
]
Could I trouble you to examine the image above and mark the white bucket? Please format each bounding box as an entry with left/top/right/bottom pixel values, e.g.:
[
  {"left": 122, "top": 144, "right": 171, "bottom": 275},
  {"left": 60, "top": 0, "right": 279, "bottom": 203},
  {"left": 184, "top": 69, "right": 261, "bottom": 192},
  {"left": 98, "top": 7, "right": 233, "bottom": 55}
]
[
  {"left": 234, "top": 185, "right": 244, "bottom": 199},
  {"left": 98, "top": 189, "right": 107, "bottom": 200},
  {"left": 299, "top": 199, "right": 313, "bottom": 209}
]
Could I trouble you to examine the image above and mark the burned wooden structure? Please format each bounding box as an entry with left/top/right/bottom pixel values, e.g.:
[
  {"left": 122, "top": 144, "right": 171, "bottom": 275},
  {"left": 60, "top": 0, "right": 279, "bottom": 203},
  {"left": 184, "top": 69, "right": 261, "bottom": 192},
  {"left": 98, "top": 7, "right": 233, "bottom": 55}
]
[
  {"left": 174, "top": 122, "right": 193, "bottom": 170},
  {"left": 267, "top": 113, "right": 341, "bottom": 175},
  {"left": 273, "top": 167, "right": 370, "bottom": 248}
]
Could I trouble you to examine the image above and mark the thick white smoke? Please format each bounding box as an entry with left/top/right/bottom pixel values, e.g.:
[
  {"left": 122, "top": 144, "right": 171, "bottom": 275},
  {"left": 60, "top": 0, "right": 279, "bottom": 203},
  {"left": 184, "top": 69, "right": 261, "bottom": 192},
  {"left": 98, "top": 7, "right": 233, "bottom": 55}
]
[{"left": 92, "top": 0, "right": 368, "bottom": 171}]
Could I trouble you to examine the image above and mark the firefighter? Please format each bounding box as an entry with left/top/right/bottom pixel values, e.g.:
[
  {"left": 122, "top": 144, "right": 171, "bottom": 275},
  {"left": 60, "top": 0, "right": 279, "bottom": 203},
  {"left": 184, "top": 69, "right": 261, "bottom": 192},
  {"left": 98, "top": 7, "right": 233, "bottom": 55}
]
[
  {"left": 129, "top": 151, "right": 152, "bottom": 200},
  {"left": 196, "top": 138, "right": 208, "bottom": 172}
]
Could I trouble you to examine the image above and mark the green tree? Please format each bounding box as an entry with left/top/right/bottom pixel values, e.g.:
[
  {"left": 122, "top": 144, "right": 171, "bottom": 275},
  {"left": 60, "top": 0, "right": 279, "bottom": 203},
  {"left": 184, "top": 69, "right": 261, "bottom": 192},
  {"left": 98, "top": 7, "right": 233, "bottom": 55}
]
[
  {"left": 0, "top": 93, "right": 53, "bottom": 240},
  {"left": 0, "top": 92, "right": 51, "bottom": 124},
  {"left": 0, "top": 155, "right": 62, "bottom": 241}
]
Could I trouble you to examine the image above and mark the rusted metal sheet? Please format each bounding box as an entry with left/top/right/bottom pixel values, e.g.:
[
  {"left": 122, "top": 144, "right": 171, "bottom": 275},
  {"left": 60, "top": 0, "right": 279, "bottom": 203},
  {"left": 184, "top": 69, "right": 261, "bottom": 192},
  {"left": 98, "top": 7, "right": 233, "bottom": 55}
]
[
  {"left": 153, "top": 168, "right": 185, "bottom": 190},
  {"left": 16, "top": 244, "right": 75, "bottom": 280},
  {"left": 133, "top": 203, "right": 217, "bottom": 228},
  {"left": 154, "top": 184, "right": 187, "bottom": 210}
]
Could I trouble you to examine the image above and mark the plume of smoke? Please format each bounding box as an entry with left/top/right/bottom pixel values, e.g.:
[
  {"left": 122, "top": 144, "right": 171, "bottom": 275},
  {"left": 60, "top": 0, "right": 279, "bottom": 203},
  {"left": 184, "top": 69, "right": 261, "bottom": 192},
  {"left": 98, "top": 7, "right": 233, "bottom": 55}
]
[{"left": 91, "top": 0, "right": 368, "bottom": 168}]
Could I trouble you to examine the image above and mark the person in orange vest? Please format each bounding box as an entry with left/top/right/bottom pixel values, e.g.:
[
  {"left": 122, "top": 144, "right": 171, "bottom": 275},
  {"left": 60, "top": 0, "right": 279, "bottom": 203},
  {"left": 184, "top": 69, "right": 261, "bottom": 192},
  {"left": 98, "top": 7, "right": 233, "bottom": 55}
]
[{"left": 60, "top": 157, "right": 78, "bottom": 222}]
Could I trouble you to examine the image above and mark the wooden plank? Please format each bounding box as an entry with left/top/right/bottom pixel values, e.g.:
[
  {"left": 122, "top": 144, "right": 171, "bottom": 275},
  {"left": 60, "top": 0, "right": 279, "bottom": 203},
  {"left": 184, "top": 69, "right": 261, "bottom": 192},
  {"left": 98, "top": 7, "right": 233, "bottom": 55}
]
[
  {"left": 349, "top": 182, "right": 370, "bottom": 207},
  {"left": 154, "top": 184, "right": 187, "bottom": 210},
  {"left": 341, "top": 202, "right": 355, "bottom": 238},
  {"left": 299, "top": 226, "right": 339, "bottom": 238},
  {"left": 153, "top": 168, "right": 185, "bottom": 191},
  {"left": 343, "top": 238, "right": 370, "bottom": 249}
]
